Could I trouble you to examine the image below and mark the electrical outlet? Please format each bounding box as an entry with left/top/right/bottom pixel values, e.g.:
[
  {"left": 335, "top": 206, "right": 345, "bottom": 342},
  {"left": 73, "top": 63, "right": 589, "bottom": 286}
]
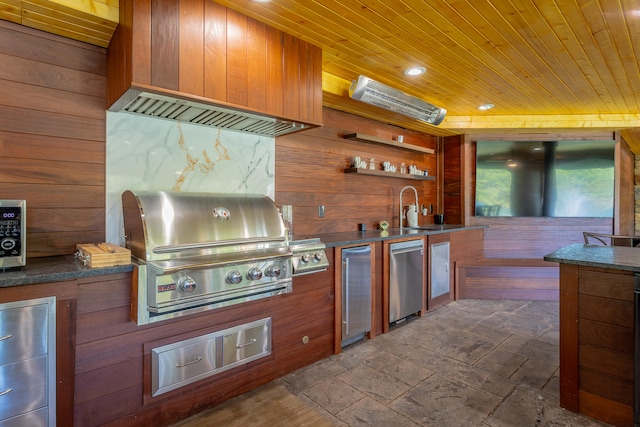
[{"left": 318, "top": 205, "right": 325, "bottom": 218}]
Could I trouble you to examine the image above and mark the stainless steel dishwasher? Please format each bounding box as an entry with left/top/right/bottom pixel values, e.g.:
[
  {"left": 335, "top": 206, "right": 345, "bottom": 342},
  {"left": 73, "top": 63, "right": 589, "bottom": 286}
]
[
  {"left": 389, "top": 239, "right": 424, "bottom": 323},
  {"left": 341, "top": 245, "right": 372, "bottom": 347}
]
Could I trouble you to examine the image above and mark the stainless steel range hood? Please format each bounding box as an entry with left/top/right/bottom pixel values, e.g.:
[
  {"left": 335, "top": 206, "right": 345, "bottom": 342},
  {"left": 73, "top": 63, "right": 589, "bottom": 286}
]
[{"left": 113, "top": 91, "right": 310, "bottom": 138}]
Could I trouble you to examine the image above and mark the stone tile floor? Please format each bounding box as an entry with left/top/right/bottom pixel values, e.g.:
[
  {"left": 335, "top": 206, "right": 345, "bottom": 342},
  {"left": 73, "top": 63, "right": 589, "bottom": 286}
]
[{"left": 276, "top": 299, "right": 613, "bottom": 426}]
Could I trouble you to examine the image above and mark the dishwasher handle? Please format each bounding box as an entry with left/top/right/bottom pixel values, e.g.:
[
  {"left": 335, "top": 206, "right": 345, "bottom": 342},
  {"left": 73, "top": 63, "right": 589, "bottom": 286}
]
[{"left": 390, "top": 246, "right": 423, "bottom": 256}]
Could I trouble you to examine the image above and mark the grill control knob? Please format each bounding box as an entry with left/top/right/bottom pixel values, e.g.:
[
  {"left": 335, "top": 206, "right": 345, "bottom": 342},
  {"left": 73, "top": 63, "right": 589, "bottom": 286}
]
[
  {"left": 313, "top": 252, "right": 324, "bottom": 262},
  {"left": 300, "top": 253, "right": 310, "bottom": 264},
  {"left": 247, "top": 267, "right": 263, "bottom": 281},
  {"left": 265, "top": 265, "right": 282, "bottom": 277},
  {"left": 226, "top": 270, "right": 242, "bottom": 284},
  {"left": 177, "top": 276, "right": 197, "bottom": 293}
]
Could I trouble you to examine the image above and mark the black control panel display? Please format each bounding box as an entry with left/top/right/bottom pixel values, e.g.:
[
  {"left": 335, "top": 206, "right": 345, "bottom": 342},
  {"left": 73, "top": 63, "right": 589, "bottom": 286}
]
[{"left": 0, "top": 206, "right": 22, "bottom": 258}]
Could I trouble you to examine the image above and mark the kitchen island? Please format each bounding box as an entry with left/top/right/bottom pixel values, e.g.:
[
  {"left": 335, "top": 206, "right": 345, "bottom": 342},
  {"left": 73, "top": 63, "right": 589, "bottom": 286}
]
[{"left": 544, "top": 244, "right": 637, "bottom": 427}]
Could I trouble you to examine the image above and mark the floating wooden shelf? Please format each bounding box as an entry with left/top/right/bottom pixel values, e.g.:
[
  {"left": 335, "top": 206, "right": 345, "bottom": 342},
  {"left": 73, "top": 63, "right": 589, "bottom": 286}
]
[
  {"left": 344, "top": 167, "right": 435, "bottom": 181},
  {"left": 343, "top": 133, "right": 435, "bottom": 154}
]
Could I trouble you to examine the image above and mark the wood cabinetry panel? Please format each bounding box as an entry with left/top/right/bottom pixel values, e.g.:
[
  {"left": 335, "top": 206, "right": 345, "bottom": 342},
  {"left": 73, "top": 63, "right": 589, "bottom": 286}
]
[
  {"left": 150, "top": 0, "right": 179, "bottom": 91},
  {"left": 109, "top": 0, "right": 322, "bottom": 125},
  {"left": 580, "top": 367, "right": 633, "bottom": 407},
  {"left": 579, "top": 318, "right": 633, "bottom": 353},
  {"left": 179, "top": 0, "right": 204, "bottom": 96},
  {"left": 578, "top": 294, "right": 634, "bottom": 328},
  {"left": 559, "top": 264, "right": 635, "bottom": 426},
  {"left": 203, "top": 0, "right": 227, "bottom": 102},
  {"left": 578, "top": 268, "right": 634, "bottom": 301}
]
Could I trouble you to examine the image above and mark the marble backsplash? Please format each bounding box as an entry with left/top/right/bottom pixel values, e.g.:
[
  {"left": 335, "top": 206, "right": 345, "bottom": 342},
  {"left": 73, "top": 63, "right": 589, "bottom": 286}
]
[{"left": 106, "top": 111, "right": 275, "bottom": 245}]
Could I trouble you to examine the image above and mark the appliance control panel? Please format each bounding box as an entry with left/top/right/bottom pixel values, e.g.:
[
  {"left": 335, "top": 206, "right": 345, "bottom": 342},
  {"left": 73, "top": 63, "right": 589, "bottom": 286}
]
[
  {"left": 0, "top": 200, "right": 26, "bottom": 269},
  {"left": 290, "top": 239, "right": 329, "bottom": 276}
]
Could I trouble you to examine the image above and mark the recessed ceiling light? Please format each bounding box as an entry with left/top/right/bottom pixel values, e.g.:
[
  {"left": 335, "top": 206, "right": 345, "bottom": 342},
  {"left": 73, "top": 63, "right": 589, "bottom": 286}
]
[
  {"left": 404, "top": 67, "right": 426, "bottom": 76},
  {"left": 477, "top": 103, "right": 495, "bottom": 111}
]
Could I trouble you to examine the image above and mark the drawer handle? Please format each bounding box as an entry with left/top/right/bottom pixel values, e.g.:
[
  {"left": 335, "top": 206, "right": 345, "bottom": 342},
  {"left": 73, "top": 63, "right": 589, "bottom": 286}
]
[
  {"left": 0, "top": 388, "right": 13, "bottom": 397},
  {"left": 236, "top": 339, "right": 257, "bottom": 349},
  {"left": 175, "top": 356, "right": 202, "bottom": 368},
  {"left": 0, "top": 335, "right": 12, "bottom": 342}
]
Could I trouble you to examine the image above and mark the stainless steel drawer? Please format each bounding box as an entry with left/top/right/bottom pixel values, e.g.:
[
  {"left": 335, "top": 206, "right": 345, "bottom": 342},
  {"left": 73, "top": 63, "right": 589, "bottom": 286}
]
[
  {"left": 0, "top": 356, "right": 47, "bottom": 421},
  {"left": 222, "top": 318, "right": 271, "bottom": 368},
  {"left": 0, "top": 303, "right": 48, "bottom": 365},
  {"left": 0, "top": 407, "right": 48, "bottom": 427},
  {"left": 152, "top": 317, "right": 271, "bottom": 397},
  {"left": 152, "top": 335, "right": 219, "bottom": 397}
]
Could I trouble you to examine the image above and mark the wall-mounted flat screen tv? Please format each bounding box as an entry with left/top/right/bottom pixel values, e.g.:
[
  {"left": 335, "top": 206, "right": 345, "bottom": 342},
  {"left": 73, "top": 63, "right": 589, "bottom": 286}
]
[{"left": 475, "top": 140, "right": 614, "bottom": 217}]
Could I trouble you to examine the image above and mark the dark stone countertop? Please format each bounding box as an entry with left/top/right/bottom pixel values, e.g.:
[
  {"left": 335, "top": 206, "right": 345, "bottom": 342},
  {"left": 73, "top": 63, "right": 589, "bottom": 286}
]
[
  {"left": 0, "top": 255, "right": 134, "bottom": 289},
  {"left": 306, "top": 225, "right": 485, "bottom": 248},
  {"left": 0, "top": 225, "right": 483, "bottom": 289},
  {"left": 544, "top": 243, "right": 640, "bottom": 273}
]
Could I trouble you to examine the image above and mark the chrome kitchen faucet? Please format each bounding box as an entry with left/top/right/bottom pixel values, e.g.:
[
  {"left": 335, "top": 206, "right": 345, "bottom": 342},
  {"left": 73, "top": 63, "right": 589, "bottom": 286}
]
[{"left": 399, "top": 185, "right": 419, "bottom": 228}]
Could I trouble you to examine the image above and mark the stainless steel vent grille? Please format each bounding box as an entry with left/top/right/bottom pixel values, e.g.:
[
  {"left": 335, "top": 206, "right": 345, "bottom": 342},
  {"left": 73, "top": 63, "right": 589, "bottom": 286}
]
[{"left": 121, "top": 92, "right": 307, "bottom": 137}]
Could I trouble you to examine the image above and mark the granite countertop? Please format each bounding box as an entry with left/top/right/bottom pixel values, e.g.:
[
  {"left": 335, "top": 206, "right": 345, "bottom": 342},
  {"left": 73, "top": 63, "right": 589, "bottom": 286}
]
[
  {"left": 308, "top": 224, "right": 484, "bottom": 248},
  {"left": 544, "top": 243, "right": 640, "bottom": 272},
  {"left": 0, "top": 255, "right": 134, "bottom": 289}
]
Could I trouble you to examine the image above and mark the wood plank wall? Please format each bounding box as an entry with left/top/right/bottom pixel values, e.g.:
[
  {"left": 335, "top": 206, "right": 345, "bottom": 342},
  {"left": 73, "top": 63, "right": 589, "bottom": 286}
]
[
  {"left": 0, "top": 20, "right": 107, "bottom": 258},
  {"left": 275, "top": 107, "right": 438, "bottom": 236}
]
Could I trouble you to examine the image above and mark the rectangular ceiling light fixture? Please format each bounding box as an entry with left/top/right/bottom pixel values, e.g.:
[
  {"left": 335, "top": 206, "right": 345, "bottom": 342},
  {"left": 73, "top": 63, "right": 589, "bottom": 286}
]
[{"left": 349, "top": 75, "right": 446, "bottom": 126}]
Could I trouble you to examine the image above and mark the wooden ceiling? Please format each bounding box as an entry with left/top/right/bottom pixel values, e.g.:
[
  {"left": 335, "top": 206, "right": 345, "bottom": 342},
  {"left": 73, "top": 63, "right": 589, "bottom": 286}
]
[
  {"left": 2, "top": 0, "right": 639, "bottom": 150},
  {"left": 217, "top": 0, "right": 640, "bottom": 149}
]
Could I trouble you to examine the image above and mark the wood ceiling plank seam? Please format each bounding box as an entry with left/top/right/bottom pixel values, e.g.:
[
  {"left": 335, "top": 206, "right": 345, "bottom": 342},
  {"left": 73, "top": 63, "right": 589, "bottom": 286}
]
[
  {"left": 21, "top": 3, "right": 116, "bottom": 37},
  {"left": 493, "top": 0, "right": 602, "bottom": 111},
  {"left": 23, "top": 0, "right": 117, "bottom": 30},
  {"left": 221, "top": 1, "right": 548, "bottom": 115},
  {"left": 335, "top": 0, "right": 555, "bottom": 114},
  {"left": 558, "top": 0, "right": 631, "bottom": 112},
  {"left": 353, "top": 0, "right": 558, "bottom": 112},
  {"left": 454, "top": 0, "right": 587, "bottom": 112},
  {"left": 554, "top": 2, "right": 626, "bottom": 110},
  {"left": 20, "top": 17, "right": 111, "bottom": 47},
  {"left": 398, "top": 0, "right": 567, "bottom": 113},
  {"left": 350, "top": 0, "right": 549, "bottom": 114},
  {"left": 0, "top": 0, "right": 21, "bottom": 24},
  {"left": 283, "top": 0, "right": 489, "bottom": 103},
  {"left": 578, "top": 0, "right": 637, "bottom": 112},
  {"left": 593, "top": 0, "right": 640, "bottom": 112},
  {"left": 529, "top": 0, "right": 614, "bottom": 112}
]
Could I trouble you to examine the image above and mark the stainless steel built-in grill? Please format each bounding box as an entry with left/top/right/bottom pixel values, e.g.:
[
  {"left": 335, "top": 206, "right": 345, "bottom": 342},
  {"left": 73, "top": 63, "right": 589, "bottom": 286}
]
[{"left": 122, "top": 190, "right": 328, "bottom": 325}]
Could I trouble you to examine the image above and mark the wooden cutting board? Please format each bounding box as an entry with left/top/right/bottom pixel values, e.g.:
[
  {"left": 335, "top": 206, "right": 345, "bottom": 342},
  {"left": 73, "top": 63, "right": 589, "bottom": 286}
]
[{"left": 76, "top": 243, "right": 131, "bottom": 268}]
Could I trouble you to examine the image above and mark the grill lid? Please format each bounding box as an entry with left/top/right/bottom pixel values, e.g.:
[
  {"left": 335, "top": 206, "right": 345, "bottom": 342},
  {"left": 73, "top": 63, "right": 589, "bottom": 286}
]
[{"left": 122, "top": 190, "right": 287, "bottom": 263}]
